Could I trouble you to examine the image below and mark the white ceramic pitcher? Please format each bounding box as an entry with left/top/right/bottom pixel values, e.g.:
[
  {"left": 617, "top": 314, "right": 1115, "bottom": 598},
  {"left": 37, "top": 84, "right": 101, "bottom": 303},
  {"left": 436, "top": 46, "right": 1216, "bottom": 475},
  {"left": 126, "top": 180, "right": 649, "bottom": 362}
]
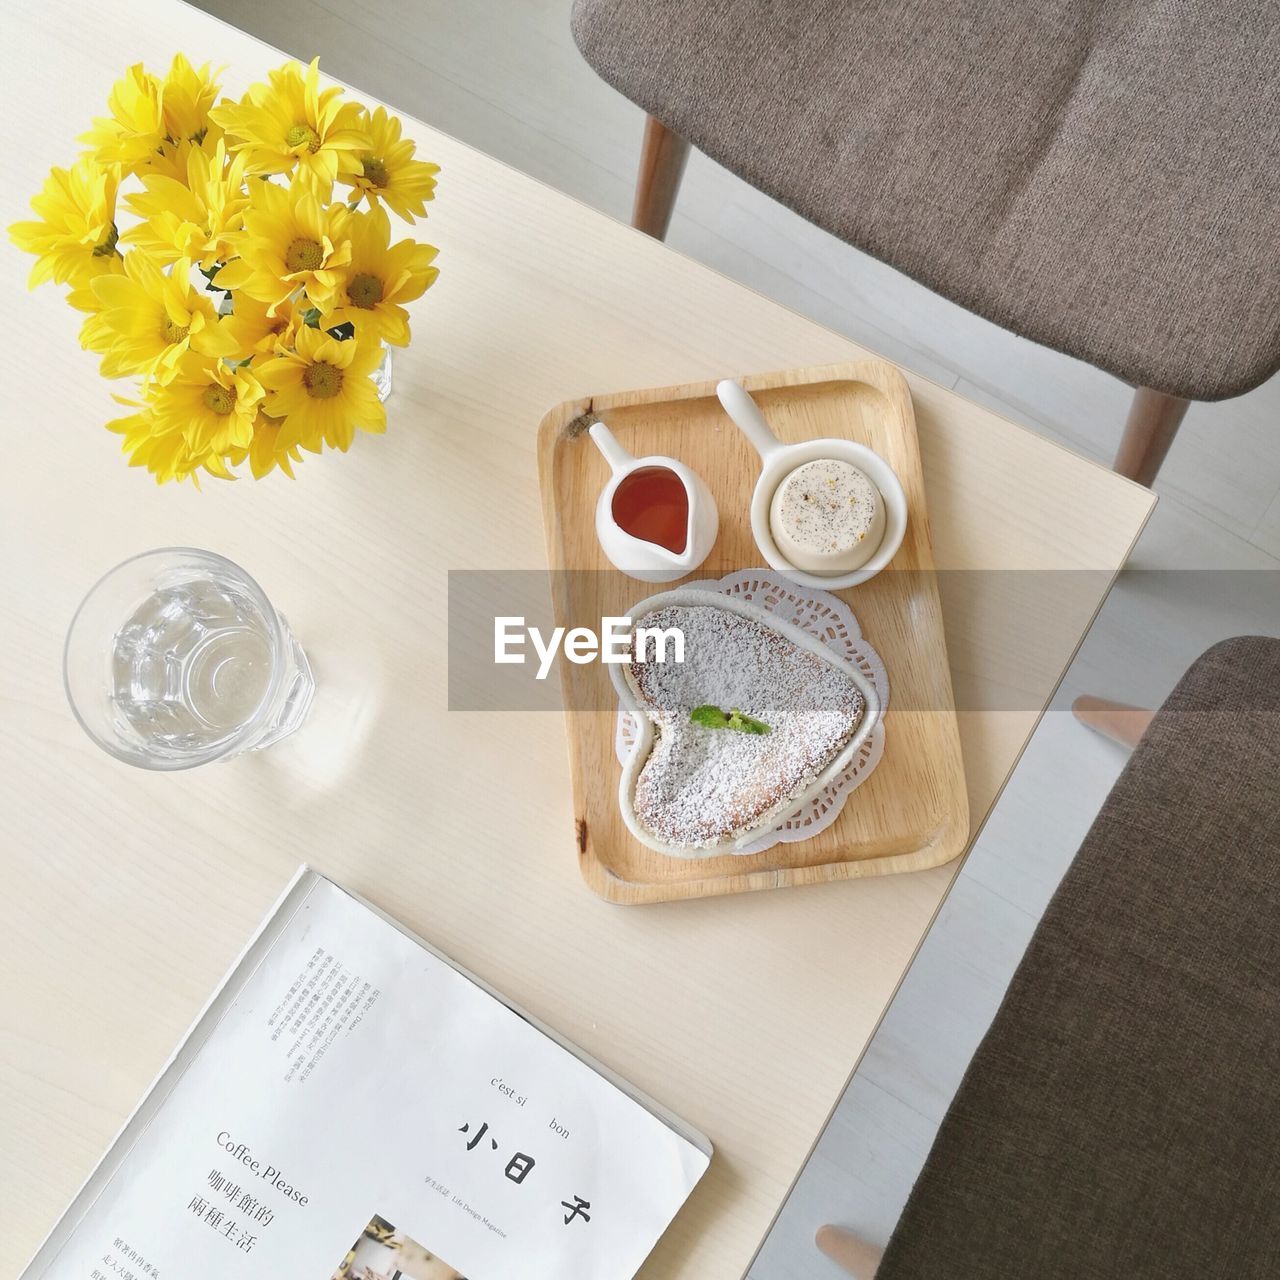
[{"left": 588, "top": 421, "right": 718, "bottom": 583}]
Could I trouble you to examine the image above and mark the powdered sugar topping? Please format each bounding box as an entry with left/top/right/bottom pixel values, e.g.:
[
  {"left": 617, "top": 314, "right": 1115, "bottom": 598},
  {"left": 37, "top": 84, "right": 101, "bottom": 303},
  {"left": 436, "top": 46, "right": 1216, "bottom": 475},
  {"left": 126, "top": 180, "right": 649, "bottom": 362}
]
[{"left": 627, "top": 604, "right": 865, "bottom": 847}]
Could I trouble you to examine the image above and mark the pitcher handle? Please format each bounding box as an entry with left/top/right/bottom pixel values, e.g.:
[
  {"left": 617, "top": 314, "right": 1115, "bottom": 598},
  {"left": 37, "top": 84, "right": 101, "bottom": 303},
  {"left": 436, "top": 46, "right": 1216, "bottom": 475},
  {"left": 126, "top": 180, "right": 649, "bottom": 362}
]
[{"left": 587, "top": 421, "right": 636, "bottom": 476}]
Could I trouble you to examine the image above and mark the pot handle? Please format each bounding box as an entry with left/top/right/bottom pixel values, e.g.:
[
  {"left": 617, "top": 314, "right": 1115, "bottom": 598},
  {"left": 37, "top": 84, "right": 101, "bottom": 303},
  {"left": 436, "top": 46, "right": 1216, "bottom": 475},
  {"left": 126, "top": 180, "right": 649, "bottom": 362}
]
[{"left": 717, "top": 380, "right": 781, "bottom": 459}]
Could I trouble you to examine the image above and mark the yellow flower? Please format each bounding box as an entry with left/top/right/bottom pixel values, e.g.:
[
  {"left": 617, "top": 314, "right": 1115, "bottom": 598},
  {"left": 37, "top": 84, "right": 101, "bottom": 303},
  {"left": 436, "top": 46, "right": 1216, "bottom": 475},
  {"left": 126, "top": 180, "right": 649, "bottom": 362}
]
[
  {"left": 66, "top": 281, "right": 114, "bottom": 359},
  {"left": 107, "top": 405, "right": 207, "bottom": 483},
  {"left": 218, "top": 408, "right": 300, "bottom": 479},
  {"left": 84, "top": 55, "right": 224, "bottom": 184},
  {"left": 104, "top": 350, "right": 264, "bottom": 481},
  {"left": 215, "top": 177, "right": 351, "bottom": 313},
  {"left": 149, "top": 352, "right": 265, "bottom": 455},
  {"left": 227, "top": 408, "right": 302, "bottom": 479},
  {"left": 161, "top": 53, "right": 222, "bottom": 144},
  {"left": 81, "top": 64, "right": 166, "bottom": 172},
  {"left": 210, "top": 57, "right": 369, "bottom": 194},
  {"left": 90, "top": 252, "right": 238, "bottom": 382},
  {"left": 143, "top": 128, "right": 224, "bottom": 186},
  {"left": 9, "top": 156, "right": 124, "bottom": 289},
  {"left": 343, "top": 106, "right": 439, "bottom": 222},
  {"left": 122, "top": 140, "right": 249, "bottom": 270},
  {"left": 256, "top": 325, "right": 385, "bottom": 453},
  {"left": 220, "top": 293, "right": 300, "bottom": 360},
  {"left": 325, "top": 205, "right": 438, "bottom": 346}
]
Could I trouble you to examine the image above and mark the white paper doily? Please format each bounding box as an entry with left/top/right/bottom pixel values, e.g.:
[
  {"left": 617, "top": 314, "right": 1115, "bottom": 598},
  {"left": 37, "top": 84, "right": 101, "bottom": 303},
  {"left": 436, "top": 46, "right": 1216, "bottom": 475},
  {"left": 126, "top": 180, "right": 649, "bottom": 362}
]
[{"left": 614, "top": 569, "right": 889, "bottom": 855}]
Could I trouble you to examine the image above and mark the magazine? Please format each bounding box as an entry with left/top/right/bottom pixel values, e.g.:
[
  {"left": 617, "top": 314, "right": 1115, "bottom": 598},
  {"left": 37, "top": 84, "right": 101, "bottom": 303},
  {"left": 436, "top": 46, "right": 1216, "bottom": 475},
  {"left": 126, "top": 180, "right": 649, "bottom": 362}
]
[{"left": 20, "top": 868, "right": 711, "bottom": 1280}]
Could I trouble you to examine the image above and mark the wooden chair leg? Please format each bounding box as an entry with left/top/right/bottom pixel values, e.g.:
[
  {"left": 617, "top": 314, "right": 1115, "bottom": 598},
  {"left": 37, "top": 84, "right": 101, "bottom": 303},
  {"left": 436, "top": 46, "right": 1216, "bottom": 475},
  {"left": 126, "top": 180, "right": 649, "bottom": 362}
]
[
  {"left": 1113, "top": 387, "right": 1190, "bottom": 486},
  {"left": 815, "top": 1225, "right": 884, "bottom": 1278},
  {"left": 632, "top": 114, "right": 690, "bottom": 240},
  {"left": 1071, "top": 695, "right": 1154, "bottom": 748}
]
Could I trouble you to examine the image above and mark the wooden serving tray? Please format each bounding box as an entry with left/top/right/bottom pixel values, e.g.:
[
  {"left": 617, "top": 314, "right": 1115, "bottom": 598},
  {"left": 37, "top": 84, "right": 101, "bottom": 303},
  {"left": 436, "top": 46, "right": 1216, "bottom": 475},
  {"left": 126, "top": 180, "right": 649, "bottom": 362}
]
[{"left": 536, "top": 359, "right": 968, "bottom": 904}]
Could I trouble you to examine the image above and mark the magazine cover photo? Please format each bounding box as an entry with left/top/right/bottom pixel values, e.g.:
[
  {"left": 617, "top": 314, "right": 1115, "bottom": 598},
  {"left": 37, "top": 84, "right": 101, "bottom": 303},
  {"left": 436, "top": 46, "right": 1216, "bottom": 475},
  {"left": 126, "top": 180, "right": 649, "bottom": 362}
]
[{"left": 334, "top": 1215, "right": 465, "bottom": 1280}]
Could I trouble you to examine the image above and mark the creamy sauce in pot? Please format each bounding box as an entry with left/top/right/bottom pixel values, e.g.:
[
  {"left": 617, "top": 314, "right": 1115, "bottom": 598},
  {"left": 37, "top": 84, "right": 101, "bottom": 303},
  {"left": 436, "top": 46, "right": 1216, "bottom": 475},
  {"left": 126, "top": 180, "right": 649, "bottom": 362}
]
[{"left": 769, "top": 458, "right": 885, "bottom": 573}]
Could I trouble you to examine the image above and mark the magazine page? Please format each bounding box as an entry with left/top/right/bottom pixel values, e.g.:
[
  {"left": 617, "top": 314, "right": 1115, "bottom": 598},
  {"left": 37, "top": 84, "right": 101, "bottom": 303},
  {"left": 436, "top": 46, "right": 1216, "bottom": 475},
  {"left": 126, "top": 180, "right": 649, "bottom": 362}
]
[{"left": 23, "top": 870, "right": 710, "bottom": 1280}]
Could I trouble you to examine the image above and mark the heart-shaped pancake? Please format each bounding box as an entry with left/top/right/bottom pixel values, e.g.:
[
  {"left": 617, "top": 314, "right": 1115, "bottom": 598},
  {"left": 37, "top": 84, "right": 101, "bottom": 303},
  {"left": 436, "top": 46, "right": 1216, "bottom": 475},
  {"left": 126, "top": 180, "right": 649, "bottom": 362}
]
[{"left": 618, "top": 594, "right": 874, "bottom": 853}]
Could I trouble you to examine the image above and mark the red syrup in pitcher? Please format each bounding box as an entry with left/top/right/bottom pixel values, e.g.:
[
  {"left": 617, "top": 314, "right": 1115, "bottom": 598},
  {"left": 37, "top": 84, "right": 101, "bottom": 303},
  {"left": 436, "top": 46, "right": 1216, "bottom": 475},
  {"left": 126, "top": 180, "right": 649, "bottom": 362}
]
[{"left": 611, "top": 466, "right": 690, "bottom": 555}]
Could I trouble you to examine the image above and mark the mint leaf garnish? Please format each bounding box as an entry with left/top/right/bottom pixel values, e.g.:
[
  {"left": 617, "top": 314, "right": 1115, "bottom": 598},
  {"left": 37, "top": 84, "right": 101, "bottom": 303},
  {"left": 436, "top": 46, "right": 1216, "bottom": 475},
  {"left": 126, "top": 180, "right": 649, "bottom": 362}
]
[
  {"left": 690, "top": 705, "right": 770, "bottom": 735},
  {"left": 690, "top": 704, "right": 728, "bottom": 729}
]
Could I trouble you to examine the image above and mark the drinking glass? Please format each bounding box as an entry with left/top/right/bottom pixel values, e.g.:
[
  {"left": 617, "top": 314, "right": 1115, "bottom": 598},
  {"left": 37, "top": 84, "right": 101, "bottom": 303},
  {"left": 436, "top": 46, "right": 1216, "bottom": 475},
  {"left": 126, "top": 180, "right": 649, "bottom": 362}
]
[{"left": 64, "top": 548, "right": 314, "bottom": 769}]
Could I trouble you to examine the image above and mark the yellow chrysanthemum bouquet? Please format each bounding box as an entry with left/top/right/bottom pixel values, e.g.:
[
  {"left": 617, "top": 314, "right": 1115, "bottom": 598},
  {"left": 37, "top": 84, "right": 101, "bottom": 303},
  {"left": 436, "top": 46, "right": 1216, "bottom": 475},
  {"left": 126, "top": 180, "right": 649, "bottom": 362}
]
[{"left": 10, "top": 54, "right": 439, "bottom": 481}]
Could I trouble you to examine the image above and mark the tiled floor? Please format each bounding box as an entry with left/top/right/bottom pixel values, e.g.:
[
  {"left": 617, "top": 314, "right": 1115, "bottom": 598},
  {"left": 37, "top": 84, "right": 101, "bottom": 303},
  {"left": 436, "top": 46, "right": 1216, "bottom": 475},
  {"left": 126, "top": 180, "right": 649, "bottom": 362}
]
[{"left": 194, "top": 2, "right": 1280, "bottom": 1274}]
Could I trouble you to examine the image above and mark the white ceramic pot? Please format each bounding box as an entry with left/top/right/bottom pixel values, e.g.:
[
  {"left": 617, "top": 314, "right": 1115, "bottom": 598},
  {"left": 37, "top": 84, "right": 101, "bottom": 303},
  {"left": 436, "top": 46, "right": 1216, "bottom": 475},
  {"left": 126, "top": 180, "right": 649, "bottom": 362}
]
[{"left": 716, "top": 380, "right": 907, "bottom": 589}]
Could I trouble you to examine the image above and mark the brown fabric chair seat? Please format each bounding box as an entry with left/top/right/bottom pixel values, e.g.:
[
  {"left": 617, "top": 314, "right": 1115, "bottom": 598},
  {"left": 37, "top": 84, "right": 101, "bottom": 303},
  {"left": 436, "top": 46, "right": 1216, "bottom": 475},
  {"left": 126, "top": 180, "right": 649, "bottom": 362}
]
[
  {"left": 875, "top": 635, "right": 1280, "bottom": 1278},
  {"left": 572, "top": 2, "right": 1280, "bottom": 400}
]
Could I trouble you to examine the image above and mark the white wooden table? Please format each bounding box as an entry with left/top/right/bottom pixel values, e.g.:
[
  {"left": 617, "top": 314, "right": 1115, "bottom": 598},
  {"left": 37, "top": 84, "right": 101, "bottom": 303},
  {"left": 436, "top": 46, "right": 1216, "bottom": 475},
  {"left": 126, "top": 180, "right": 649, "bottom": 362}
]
[{"left": 0, "top": 4, "right": 1154, "bottom": 1276}]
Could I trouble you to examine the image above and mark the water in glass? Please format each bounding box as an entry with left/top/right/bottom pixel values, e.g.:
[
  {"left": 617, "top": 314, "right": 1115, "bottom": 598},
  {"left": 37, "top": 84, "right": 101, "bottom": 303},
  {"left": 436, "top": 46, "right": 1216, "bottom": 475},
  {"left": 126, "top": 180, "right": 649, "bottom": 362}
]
[
  {"left": 64, "top": 547, "right": 315, "bottom": 768},
  {"left": 111, "top": 575, "right": 278, "bottom": 753}
]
